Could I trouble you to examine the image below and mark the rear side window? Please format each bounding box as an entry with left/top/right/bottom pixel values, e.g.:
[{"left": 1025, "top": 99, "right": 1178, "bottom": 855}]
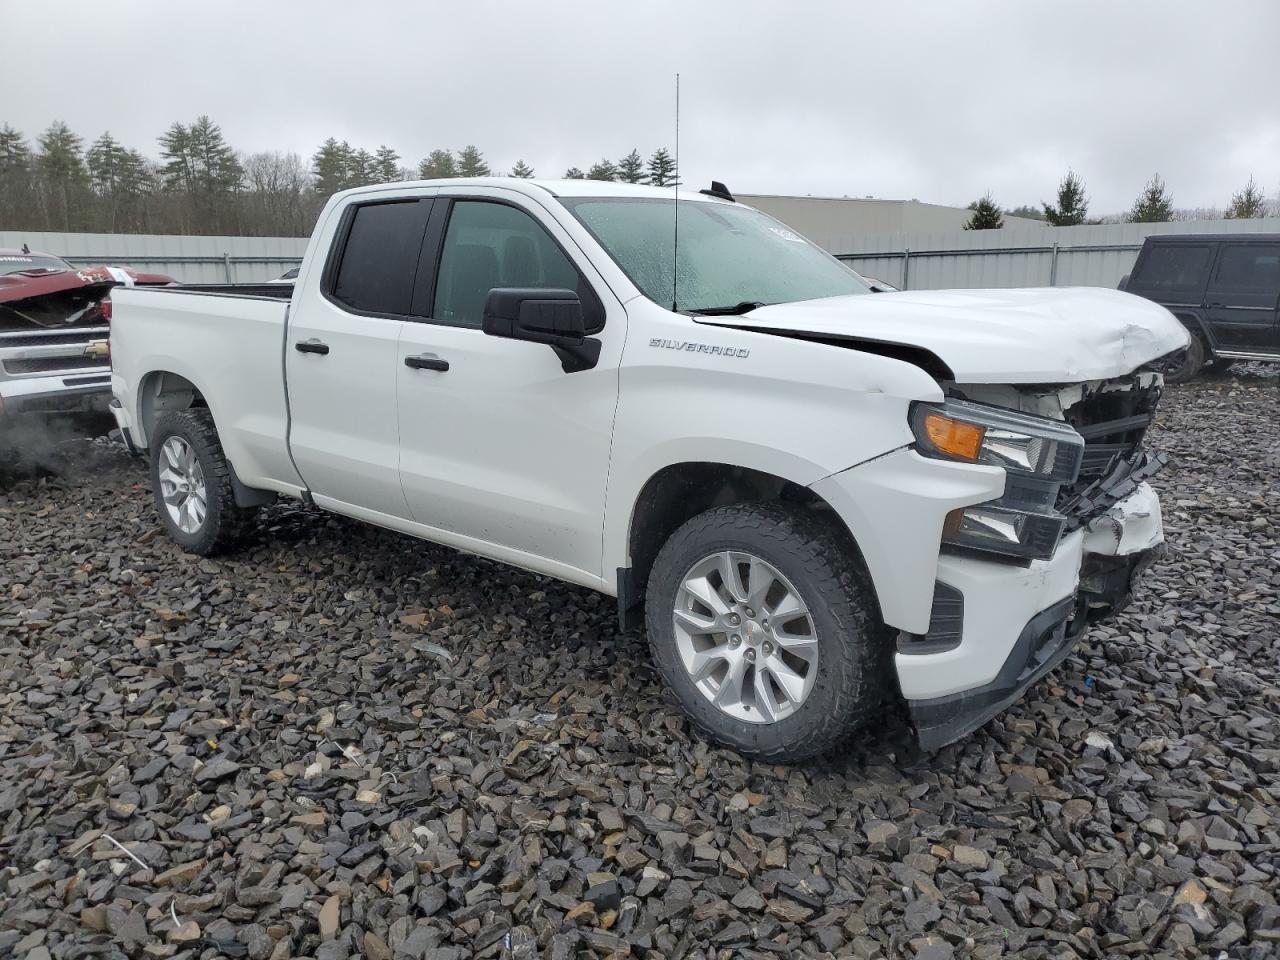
[
  {"left": 330, "top": 200, "right": 432, "bottom": 316},
  {"left": 432, "top": 201, "right": 583, "bottom": 328},
  {"left": 1211, "top": 244, "right": 1280, "bottom": 296},
  {"left": 1132, "top": 244, "right": 1211, "bottom": 297}
]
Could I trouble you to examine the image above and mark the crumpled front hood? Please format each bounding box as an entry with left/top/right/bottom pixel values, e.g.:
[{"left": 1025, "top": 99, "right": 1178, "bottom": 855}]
[{"left": 699, "top": 286, "right": 1190, "bottom": 383}]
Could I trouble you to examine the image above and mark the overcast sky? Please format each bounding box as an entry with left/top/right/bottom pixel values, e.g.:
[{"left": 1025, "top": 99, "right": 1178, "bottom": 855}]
[{"left": 4, "top": 0, "right": 1278, "bottom": 215}]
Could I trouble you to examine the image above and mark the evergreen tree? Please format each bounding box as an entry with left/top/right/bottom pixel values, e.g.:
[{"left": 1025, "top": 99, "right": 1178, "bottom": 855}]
[
  {"left": 418, "top": 149, "right": 456, "bottom": 179},
  {"left": 563, "top": 167, "right": 585, "bottom": 179},
  {"left": 37, "top": 121, "right": 88, "bottom": 186},
  {"left": 1128, "top": 174, "right": 1174, "bottom": 223},
  {"left": 963, "top": 193, "right": 1004, "bottom": 230},
  {"left": 0, "top": 125, "right": 31, "bottom": 178},
  {"left": 159, "top": 116, "right": 242, "bottom": 194},
  {"left": 456, "top": 145, "right": 489, "bottom": 177},
  {"left": 646, "top": 147, "right": 676, "bottom": 187},
  {"left": 1224, "top": 176, "right": 1266, "bottom": 219},
  {"left": 37, "top": 121, "right": 89, "bottom": 231},
  {"left": 189, "top": 116, "right": 243, "bottom": 192},
  {"left": 509, "top": 159, "right": 535, "bottom": 178},
  {"left": 86, "top": 132, "right": 128, "bottom": 193},
  {"left": 312, "top": 138, "right": 352, "bottom": 194},
  {"left": 349, "top": 148, "right": 377, "bottom": 186},
  {"left": 0, "top": 124, "right": 33, "bottom": 225},
  {"left": 1043, "top": 171, "right": 1089, "bottom": 226},
  {"left": 616, "top": 149, "right": 645, "bottom": 184},
  {"left": 587, "top": 159, "right": 618, "bottom": 181},
  {"left": 116, "top": 149, "right": 151, "bottom": 197},
  {"left": 373, "top": 145, "right": 401, "bottom": 183}
]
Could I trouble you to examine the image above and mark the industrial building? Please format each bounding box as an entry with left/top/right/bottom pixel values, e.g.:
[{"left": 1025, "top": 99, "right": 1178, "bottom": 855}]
[{"left": 739, "top": 194, "right": 1045, "bottom": 250}]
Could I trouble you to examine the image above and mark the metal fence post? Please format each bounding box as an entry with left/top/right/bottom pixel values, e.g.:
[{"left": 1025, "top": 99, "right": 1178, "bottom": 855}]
[
  {"left": 1048, "top": 242, "right": 1059, "bottom": 287},
  {"left": 902, "top": 248, "right": 911, "bottom": 291},
  {"left": 222, "top": 253, "right": 233, "bottom": 283}
]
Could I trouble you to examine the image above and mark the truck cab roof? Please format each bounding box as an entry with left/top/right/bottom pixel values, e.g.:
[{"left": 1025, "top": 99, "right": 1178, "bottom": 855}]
[{"left": 331, "top": 177, "right": 737, "bottom": 205}]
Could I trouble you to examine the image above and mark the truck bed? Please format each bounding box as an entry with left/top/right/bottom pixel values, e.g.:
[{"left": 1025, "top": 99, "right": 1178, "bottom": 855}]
[{"left": 108, "top": 284, "right": 302, "bottom": 493}]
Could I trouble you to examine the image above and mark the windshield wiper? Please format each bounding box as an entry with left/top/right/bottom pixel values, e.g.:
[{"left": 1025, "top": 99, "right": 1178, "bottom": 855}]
[{"left": 688, "top": 301, "right": 768, "bottom": 316}]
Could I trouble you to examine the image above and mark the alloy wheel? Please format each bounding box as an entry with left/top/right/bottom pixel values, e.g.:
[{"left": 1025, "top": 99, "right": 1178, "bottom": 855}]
[
  {"left": 157, "top": 436, "right": 207, "bottom": 534},
  {"left": 672, "top": 550, "right": 819, "bottom": 723}
]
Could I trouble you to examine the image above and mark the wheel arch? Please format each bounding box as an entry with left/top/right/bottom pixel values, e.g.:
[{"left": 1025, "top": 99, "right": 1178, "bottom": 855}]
[
  {"left": 615, "top": 460, "right": 880, "bottom": 630},
  {"left": 136, "top": 369, "right": 211, "bottom": 450},
  {"left": 1170, "top": 310, "right": 1215, "bottom": 354}
]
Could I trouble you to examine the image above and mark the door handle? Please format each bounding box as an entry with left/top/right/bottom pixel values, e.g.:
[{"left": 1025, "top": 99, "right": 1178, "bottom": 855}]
[
  {"left": 405, "top": 353, "right": 449, "bottom": 372},
  {"left": 295, "top": 338, "right": 330, "bottom": 355}
]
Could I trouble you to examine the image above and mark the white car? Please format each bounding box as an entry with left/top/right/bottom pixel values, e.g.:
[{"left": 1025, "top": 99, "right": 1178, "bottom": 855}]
[{"left": 108, "top": 178, "right": 1187, "bottom": 761}]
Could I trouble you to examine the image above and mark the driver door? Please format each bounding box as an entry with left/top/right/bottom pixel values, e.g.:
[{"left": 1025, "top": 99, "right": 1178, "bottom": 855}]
[{"left": 395, "top": 194, "right": 625, "bottom": 584}]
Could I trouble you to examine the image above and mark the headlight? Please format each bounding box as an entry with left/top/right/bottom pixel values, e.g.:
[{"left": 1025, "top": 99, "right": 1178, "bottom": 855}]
[
  {"left": 912, "top": 400, "right": 1085, "bottom": 562},
  {"left": 911, "top": 399, "right": 1084, "bottom": 483}
]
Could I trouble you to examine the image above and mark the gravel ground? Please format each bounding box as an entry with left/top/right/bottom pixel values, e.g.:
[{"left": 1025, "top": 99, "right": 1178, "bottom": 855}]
[{"left": 1, "top": 371, "right": 1277, "bottom": 960}]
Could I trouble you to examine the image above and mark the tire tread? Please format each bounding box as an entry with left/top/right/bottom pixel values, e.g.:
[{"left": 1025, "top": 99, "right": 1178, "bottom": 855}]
[
  {"left": 150, "top": 408, "right": 256, "bottom": 555},
  {"left": 645, "top": 501, "right": 889, "bottom": 762}
]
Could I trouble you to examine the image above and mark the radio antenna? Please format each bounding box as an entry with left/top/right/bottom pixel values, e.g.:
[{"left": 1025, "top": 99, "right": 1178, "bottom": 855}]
[{"left": 671, "top": 72, "right": 680, "bottom": 312}]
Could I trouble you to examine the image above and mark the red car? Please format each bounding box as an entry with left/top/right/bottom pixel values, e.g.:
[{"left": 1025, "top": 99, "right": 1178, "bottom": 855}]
[{"left": 0, "top": 247, "right": 173, "bottom": 417}]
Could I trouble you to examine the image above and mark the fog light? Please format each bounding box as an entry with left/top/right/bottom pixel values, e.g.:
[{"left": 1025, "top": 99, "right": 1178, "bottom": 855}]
[{"left": 943, "top": 504, "right": 1065, "bottom": 561}]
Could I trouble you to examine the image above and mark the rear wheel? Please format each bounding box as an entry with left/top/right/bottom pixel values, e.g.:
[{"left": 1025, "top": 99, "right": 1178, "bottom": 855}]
[
  {"left": 149, "top": 409, "right": 257, "bottom": 555},
  {"left": 645, "top": 502, "right": 890, "bottom": 762}
]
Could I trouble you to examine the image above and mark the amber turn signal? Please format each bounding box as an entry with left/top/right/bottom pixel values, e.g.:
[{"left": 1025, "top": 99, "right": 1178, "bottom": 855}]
[{"left": 922, "top": 413, "right": 986, "bottom": 461}]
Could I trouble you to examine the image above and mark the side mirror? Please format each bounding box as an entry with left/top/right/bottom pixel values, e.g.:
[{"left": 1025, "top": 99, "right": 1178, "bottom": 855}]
[{"left": 481, "top": 288, "right": 601, "bottom": 373}]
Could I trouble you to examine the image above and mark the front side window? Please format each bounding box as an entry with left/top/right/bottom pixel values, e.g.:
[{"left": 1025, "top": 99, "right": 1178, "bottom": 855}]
[
  {"left": 562, "top": 197, "right": 869, "bottom": 313},
  {"left": 1212, "top": 244, "right": 1280, "bottom": 296},
  {"left": 433, "top": 201, "right": 582, "bottom": 328},
  {"left": 330, "top": 199, "right": 432, "bottom": 315}
]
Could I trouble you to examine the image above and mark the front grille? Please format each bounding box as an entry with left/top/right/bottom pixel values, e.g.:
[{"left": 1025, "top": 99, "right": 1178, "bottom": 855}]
[
  {"left": 1059, "top": 377, "right": 1161, "bottom": 503},
  {"left": 3, "top": 355, "right": 109, "bottom": 375}
]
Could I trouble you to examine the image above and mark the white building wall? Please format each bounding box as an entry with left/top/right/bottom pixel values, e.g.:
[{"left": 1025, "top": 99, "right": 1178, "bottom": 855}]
[
  {"left": 828, "top": 218, "right": 1280, "bottom": 290},
  {"left": 739, "top": 194, "right": 1045, "bottom": 248}
]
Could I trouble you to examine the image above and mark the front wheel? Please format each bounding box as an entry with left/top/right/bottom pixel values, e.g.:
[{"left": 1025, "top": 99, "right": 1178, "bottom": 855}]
[
  {"left": 645, "top": 502, "right": 890, "bottom": 762},
  {"left": 1160, "top": 333, "right": 1205, "bottom": 384}
]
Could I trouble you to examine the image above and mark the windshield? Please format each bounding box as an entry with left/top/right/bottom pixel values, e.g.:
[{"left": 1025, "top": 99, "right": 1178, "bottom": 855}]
[
  {"left": 562, "top": 197, "right": 870, "bottom": 312},
  {"left": 0, "top": 254, "right": 72, "bottom": 277}
]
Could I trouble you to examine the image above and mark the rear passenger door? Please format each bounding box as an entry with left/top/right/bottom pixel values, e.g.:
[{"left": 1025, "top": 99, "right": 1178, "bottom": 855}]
[
  {"left": 395, "top": 191, "right": 624, "bottom": 584},
  {"left": 286, "top": 194, "right": 435, "bottom": 518},
  {"left": 1203, "top": 242, "right": 1280, "bottom": 355}
]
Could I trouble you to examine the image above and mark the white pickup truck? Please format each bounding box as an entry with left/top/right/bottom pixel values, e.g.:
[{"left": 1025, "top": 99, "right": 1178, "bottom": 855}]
[{"left": 109, "top": 178, "right": 1187, "bottom": 761}]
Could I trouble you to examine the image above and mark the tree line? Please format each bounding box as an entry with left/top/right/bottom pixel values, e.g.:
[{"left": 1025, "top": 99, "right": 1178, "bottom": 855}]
[
  {"left": 0, "top": 117, "right": 681, "bottom": 238},
  {"left": 964, "top": 170, "right": 1276, "bottom": 230},
  {"left": 1, "top": 117, "right": 1274, "bottom": 238}
]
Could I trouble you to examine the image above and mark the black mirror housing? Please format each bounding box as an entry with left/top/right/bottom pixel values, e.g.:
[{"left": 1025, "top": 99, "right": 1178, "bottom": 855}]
[
  {"left": 481, "top": 287, "right": 601, "bottom": 373},
  {"left": 482, "top": 288, "right": 585, "bottom": 341}
]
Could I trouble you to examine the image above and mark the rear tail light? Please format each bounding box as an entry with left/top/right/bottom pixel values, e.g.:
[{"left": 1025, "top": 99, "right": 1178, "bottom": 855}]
[{"left": 100, "top": 296, "right": 113, "bottom": 322}]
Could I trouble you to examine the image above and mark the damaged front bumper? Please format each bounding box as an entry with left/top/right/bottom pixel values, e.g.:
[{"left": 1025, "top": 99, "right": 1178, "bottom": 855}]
[{"left": 902, "top": 475, "right": 1165, "bottom": 751}]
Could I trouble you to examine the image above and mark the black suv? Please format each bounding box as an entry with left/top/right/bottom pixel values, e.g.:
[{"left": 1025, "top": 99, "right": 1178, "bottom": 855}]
[{"left": 1120, "top": 234, "right": 1280, "bottom": 382}]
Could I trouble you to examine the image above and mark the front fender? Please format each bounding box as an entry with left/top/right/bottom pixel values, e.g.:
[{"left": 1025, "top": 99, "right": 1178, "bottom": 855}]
[{"left": 604, "top": 300, "right": 945, "bottom": 580}]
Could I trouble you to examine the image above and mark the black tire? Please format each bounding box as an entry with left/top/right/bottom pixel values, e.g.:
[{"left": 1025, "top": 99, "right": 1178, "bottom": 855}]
[
  {"left": 645, "top": 502, "right": 891, "bottom": 762},
  {"left": 1161, "top": 333, "right": 1204, "bottom": 384},
  {"left": 149, "top": 408, "right": 257, "bottom": 555},
  {"left": 1203, "top": 357, "right": 1234, "bottom": 376}
]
